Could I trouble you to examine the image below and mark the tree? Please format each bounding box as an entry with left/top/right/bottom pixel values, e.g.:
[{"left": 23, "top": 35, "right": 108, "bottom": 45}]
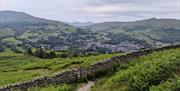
[
  {"left": 34, "top": 48, "right": 45, "bottom": 58},
  {"left": 11, "top": 46, "right": 22, "bottom": 53},
  {"left": 58, "top": 53, "right": 68, "bottom": 58},
  {"left": 27, "top": 48, "right": 33, "bottom": 55},
  {"left": 49, "top": 51, "right": 56, "bottom": 58},
  {"left": 0, "top": 46, "right": 5, "bottom": 52},
  {"left": 38, "top": 48, "right": 45, "bottom": 58},
  {"left": 33, "top": 48, "right": 57, "bottom": 59}
]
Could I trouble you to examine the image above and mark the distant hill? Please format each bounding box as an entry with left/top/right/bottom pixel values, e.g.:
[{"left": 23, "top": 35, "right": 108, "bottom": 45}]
[
  {"left": 68, "top": 22, "right": 94, "bottom": 27},
  {"left": 85, "top": 18, "right": 180, "bottom": 32},
  {"left": 84, "top": 18, "right": 180, "bottom": 44},
  {"left": 0, "top": 10, "right": 180, "bottom": 52},
  {"left": 0, "top": 10, "right": 77, "bottom": 35}
]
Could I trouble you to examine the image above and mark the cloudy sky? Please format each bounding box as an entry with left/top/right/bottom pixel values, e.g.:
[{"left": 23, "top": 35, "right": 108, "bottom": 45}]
[{"left": 1, "top": 0, "right": 180, "bottom": 22}]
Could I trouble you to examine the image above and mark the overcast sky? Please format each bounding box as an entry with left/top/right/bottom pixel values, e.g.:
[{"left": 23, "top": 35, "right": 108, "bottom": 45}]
[{"left": 1, "top": 0, "right": 180, "bottom": 22}]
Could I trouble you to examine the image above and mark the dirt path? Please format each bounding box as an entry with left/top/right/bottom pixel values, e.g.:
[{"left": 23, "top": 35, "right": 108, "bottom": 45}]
[{"left": 78, "top": 81, "right": 95, "bottom": 91}]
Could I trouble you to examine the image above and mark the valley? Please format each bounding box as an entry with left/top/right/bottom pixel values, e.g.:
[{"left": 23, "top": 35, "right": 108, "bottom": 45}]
[
  {"left": 1, "top": 11, "right": 180, "bottom": 55},
  {"left": 0, "top": 10, "right": 180, "bottom": 91}
]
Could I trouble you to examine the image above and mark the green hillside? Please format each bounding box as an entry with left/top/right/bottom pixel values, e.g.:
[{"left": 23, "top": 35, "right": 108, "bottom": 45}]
[
  {"left": 1, "top": 11, "right": 180, "bottom": 53},
  {"left": 85, "top": 18, "right": 180, "bottom": 44},
  {"left": 0, "top": 46, "right": 179, "bottom": 91},
  {"left": 0, "top": 48, "right": 124, "bottom": 87},
  {"left": 1, "top": 11, "right": 180, "bottom": 47},
  {"left": 1, "top": 37, "right": 20, "bottom": 43},
  {"left": 0, "top": 28, "right": 15, "bottom": 38},
  {"left": 0, "top": 11, "right": 77, "bottom": 35},
  {"left": 0, "top": 28, "right": 15, "bottom": 35},
  {"left": 86, "top": 18, "right": 180, "bottom": 32},
  {"left": 91, "top": 48, "right": 180, "bottom": 91}
]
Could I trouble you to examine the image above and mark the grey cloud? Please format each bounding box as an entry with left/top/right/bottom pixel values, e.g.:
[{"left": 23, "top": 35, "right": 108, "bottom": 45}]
[{"left": 1, "top": 0, "right": 180, "bottom": 22}]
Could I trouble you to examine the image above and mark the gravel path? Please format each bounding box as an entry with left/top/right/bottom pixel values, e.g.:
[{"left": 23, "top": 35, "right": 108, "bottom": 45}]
[{"left": 78, "top": 81, "right": 95, "bottom": 91}]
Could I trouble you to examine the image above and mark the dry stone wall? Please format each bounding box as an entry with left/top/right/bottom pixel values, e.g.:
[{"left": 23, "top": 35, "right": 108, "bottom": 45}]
[{"left": 0, "top": 45, "right": 180, "bottom": 91}]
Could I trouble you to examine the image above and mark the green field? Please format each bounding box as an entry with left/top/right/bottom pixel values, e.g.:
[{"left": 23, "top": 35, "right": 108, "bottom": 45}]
[
  {"left": 28, "top": 84, "right": 78, "bottom": 91},
  {"left": 2, "top": 37, "right": 21, "bottom": 43},
  {"left": 1, "top": 48, "right": 180, "bottom": 91},
  {"left": 0, "top": 28, "right": 15, "bottom": 36},
  {"left": 0, "top": 48, "right": 125, "bottom": 87}
]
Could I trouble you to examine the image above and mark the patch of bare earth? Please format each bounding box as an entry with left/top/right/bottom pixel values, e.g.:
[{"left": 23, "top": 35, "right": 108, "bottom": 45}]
[{"left": 78, "top": 81, "right": 95, "bottom": 91}]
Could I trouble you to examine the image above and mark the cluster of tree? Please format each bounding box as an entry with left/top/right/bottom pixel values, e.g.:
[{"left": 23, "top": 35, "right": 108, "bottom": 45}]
[
  {"left": 25, "top": 46, "right": 102, "bottom": 59},
  {"left": 11, "top": 46, "right": 23, "bottom": 53},
  {"left": 0, "top": 45, "right": 5, "bottom": 52},
  {"left": 0, "top": 42, "right": 24, "bottom": 53},
  {"left": 26, "top": 48, "right": 56, "bottom": 59},
  {"left": 58, "top": 48, "right": 99, "bottom": 58}
]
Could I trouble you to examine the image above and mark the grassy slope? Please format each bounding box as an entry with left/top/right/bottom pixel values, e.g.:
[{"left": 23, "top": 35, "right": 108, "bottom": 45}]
[
  {"left": 91, "top": 48, "right": 180, "bottom": 91},
  {"left": 28, "top": 84, "right": 78, "bottom": 91},
  {"left": 0, "top": 49, "right": 125, "bottom": 87},
  {"left": 32, "top": 48, "right": 180, "bottom": 91},
  {"left": 2, "top": 37, "right": 20, "bottom": 43},
  {"left": 1, "top": 48, "right": 180, "bottom": 91},
  {"left": 0, "top": 28, "right": 15, "bottom": 35},
  {"left": 150, "top": 75, "right": 180, "bottom": 91}
]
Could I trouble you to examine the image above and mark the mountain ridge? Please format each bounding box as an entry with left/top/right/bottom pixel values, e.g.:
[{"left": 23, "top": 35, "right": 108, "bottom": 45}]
[
  {"left": 0, "top": 10, "right": 77, "bottom": 34},
  {"left": 0, "top": 10, "right": 180, "bottom": 53}
]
